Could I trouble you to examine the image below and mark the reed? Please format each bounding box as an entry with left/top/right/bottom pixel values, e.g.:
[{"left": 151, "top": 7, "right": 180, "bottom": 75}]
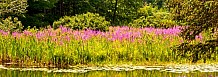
[{"left": 0, "top": 26, "right": 214, "bottom": 67}]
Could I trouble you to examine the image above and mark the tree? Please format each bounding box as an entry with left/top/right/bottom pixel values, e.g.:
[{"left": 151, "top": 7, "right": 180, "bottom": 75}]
[
  {"left": 52, "top": 0, "right": 144, "bottom": 26},
  {"left": 166, "top": 0, "right": 218, "bottom": 63},
  {"left": 19, "top": 0, "right": 59, "bottom": 28},
  {"left": 144, "top": 0, "right": 165, "bottom": 8},
  {"left": 0, "top": 0, "right": 27, "bottom": 32},
  {"left": 2, "top": 0, "right": 144, "bottom": 28},
  {"left": 0, "top": 0, "right": 28, "bottom": 17},
  {"left": 109, "top": 0, "right": 144, "bottom": 25}
]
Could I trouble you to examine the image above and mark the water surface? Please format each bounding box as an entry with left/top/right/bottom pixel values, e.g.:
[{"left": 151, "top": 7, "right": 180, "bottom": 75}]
[{"left": 1, "top": 64, "right": 218, "bottom": 77}]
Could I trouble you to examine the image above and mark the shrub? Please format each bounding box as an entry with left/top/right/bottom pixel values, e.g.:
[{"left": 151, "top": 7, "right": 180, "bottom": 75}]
[
  {"left": 0, "top": 16, "right": 23, "bottom": 32},
  {"left": 0, "top": 0, "right": 28, "bottom": 16},
  {"left": 129, "top": 4, "right": 179, "bottom": 28},
  {"left": 167, "top": 0, "right": 218, "bottom": 63},
  {"left": 53, "top": 12, "right": 110, "bottom": 31}
]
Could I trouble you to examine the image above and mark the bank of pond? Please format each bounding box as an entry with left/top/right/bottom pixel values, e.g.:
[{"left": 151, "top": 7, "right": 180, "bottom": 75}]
[{"left": 1, "top": 64, "right": 218, "bottom": 77}]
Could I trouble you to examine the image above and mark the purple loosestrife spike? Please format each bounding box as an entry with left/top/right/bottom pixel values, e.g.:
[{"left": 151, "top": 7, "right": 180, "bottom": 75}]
[
  {"left": 73, "top": 30, "right": 80, "bottom": 40},
  {"left": 0, "top": 30, "right": 9, "bottom": 36},
  {"left": 36, "top": 32, "right": 46, "bottom": 39},
  {"left": 59, "top": 25, "right": 64, "bottom": 30},
  {"left": 80, "top": 30, "right": 92, "bottom": 41},
  {"left": 23, "top": 30, "right": 33, "bottom": 36},
  {"left": 48, "top": 31, "right": 56, "bottom": 37},
  {"left": 100, "top": 32, "right": 106, "bottom": 38},
  {"left": 195, "top": 34, "right": 203, "bottom": 41},
  {"left": 82, "top": 35, "right": 89, "bottom": 40},
  {"left": 12, "top": 32, "right": 21, "bottom": 38},
  {"left": 110, "top": 33, "right": 116, "bottom": 41},
  {"left": 34, "top": 26, "right": 185, "bottom": 42},
  {"left": 133, "top": 32, "right": 141, "bottom": 38},
  {"left": 65, "top": 36, "right": 70, "bottom": 41},
  {"left": 60, "top": 26, "right": 69, "bottom": 33}
]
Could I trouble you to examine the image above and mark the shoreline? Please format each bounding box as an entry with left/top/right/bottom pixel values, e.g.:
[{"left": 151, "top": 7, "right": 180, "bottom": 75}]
[
  {"left": 1, "top": 60, "right": 218, "bottom": 68},
  {"left": 1, "top": 63, "right": 218, "bottom": 73}
]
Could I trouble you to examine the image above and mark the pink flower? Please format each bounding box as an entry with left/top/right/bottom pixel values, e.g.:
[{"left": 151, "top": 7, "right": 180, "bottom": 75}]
[
  {"left": 12, "top": 32, "right": 21, "bottom": 38},
  {"left": 0, "top": 30, "right": 9, "bottom": 36},
  {"left": 23, "top": 30, "right": 33, "bottom": 36}
]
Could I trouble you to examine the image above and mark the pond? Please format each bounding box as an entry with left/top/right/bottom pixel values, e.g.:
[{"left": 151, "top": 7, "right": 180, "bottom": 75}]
[{"left": 1, "top": 64, "right": 218, "bottom": 77}]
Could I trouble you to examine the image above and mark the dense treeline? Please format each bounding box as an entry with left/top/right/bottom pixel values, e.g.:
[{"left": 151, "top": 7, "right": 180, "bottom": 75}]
[{"left": 1, "top": 0, "right": 166, "bottom": 28}]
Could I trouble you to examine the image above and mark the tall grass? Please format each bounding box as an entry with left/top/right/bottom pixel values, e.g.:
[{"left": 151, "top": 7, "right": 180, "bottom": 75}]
[{"left": 0, "top": 26, "right": 213, "bottom": 67}]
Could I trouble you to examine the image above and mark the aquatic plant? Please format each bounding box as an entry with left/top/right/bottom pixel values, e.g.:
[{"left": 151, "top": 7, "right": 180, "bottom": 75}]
[{"left": 0, "top": 26, "right": 209, "bottom": 67}]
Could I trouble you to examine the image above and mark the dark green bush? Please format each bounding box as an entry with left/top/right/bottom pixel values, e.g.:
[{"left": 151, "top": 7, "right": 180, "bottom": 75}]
[
  {"left": 0, "top": 16, "right": 23, "bottom": 32},
  {"left": 167, "top": 0, "right": 218, "bottom": 63},
  {"left": 129, "top": 5, "right": 179, "bottom": 28},
  {"left": 53, "top": 12, "right": 110, "bottom": 31}
]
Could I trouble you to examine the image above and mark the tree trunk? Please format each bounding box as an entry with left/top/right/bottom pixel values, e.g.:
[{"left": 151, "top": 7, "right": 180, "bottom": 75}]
[{"left": 112, "top": 0, "right": 118, "bottom": 26}]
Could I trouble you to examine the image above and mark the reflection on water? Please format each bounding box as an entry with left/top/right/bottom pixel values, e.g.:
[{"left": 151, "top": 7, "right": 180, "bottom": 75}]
[
  {"left": 1, "top": 64, "right": 218, "bottom": 77},
  {"left": 0, "top": 69, "right": 218, "bottom": 77}
]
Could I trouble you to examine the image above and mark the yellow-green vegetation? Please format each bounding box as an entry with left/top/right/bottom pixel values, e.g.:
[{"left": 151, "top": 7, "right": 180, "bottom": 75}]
[
  {"left": 0, "top": 26, "right": 215, "bottom": 68},
  {"left": 129, "top": 4, "right": 179, "bottom": 28},
  {"left": 53, "top": 12, "right": 110, "bottom": 31},
  {"left": 167, "top": 0, "right": 218, "bottom": 63},
  {"left": 0, "top": 0, "right": 217, "bottom": 69}
]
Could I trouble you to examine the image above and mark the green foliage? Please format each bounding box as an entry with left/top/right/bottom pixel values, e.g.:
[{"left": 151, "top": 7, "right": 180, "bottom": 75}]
[
  {"left": 0, "top": 0, "right": 27, "bottom": 32},
  {"left": 58, "top": 0, "right": 144, "bottom": 25},
  {"left": 27, "top": 0, "right": 58, "bottom": 10},
  {"left": 19, "top": 0, "right": 59, "bottom": 28},
  {"left": 166, "top": 0, "right": 218, "bottom": 39},
  {"left": 19, "top": 13, "right": 54, "bottom": 28},
  {"left": 129, "top": 5, "right": 178, "bottom": 28},
  {"left": 138, "top": 5, "right": 158, "bottom": 17},
  {"left": 110, "top": 0, "right": 144, "bottom": 25},
  {"left": 0, "top": 0, "right": 28, "bottom": 16},
  {"left": 6, "top": 0, "right": 144, "bottom": 28},
  {"left": 174, "top": 40, "right": 218, "bottom": 63},
  {"left": 53, "top": 12, "right": 110, "bottom": 31},
  {"left": 167, "top": 0, "right": 218, "bottom": 63},
  {"left": 0, "top": 16, "right": 23, "bottom": 32},
  {"left": 145, "top": 0, "right": 165, "bottom": 8}
]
